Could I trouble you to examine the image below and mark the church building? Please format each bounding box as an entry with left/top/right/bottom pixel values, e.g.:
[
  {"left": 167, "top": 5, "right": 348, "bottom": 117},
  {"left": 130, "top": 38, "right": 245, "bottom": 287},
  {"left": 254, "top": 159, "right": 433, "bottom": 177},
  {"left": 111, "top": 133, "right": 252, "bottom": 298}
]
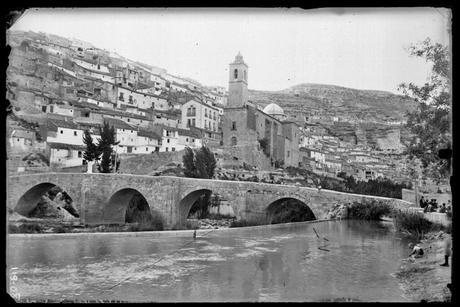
[{"left": 222, "top": 53, "right": 300, "bottom": 169}]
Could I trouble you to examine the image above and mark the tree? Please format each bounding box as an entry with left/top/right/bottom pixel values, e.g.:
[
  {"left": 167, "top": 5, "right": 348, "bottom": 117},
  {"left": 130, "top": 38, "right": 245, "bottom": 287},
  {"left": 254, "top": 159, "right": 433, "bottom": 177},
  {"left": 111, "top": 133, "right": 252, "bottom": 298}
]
[
  {"left": 182, "top": 147, "right": 197, "bottom": 178},
  {"left": 398, "top": 38, "right": 451, "bottom": 181},
  {"left": 182, "top": 146, "right": 217, "bottom": 218},
  {"left": 96, "top": 122, "right": 119, "bottom": 173},
  {"left": 182, "top": 146, "right": 217, "bottom": 179},
  {"left": 82, "top": 129, "right": 101, "bottom": 163}
]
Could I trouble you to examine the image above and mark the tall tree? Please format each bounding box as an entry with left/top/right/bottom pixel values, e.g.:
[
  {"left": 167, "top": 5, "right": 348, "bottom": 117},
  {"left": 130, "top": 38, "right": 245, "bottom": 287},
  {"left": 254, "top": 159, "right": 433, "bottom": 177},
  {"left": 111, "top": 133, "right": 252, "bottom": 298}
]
[
  {"left": 398, "top": 38, "right": 451, "bottom": 181},
  {"left": 96, "top": 122, "right": 119, "bottom": 173},
  {"left": 200, "top": 146, "right": 217, "bottom": 179},
  {"left": 182, "top": 146, "right": 217, "bottom": 179},
  {"left": 82, "top": 129, "right": 101, "bottom": 162},
  {"left": 182, "top": 146, "right": 197, "bottom": 178}
]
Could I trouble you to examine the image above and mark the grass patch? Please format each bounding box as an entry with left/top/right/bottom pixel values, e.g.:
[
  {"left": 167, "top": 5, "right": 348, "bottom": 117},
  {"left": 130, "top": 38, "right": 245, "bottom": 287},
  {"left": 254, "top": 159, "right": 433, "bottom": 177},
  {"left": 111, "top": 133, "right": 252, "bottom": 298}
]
[
  {"left": 346, "top": 200, "right": 392, "bottom": 220},
  {"left": 394, "top": 266, "right": 434, "bottom": 279}
]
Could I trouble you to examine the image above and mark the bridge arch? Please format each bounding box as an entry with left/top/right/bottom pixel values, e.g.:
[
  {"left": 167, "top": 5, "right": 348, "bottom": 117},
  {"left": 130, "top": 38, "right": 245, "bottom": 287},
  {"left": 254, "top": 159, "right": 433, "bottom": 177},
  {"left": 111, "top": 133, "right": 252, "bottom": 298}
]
[
  {"left": 14, "top": 182, "right": 77, "bottom": 217},
  {"left": 265, "top": 197, "right": 317, "bottom": 224},
  {"left": 178, "top": 188, "right": 213, "bottom": 226},
  {"left": 103, "top": 188, "right": 161, "bottom": 226}
]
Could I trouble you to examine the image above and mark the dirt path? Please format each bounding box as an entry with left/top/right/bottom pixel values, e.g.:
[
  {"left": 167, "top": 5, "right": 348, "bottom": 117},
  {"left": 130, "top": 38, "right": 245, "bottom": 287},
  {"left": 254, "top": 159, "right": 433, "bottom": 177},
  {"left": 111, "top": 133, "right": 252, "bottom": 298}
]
[{"left": 395, "top": 231, "right": 452, "bottom": 302}]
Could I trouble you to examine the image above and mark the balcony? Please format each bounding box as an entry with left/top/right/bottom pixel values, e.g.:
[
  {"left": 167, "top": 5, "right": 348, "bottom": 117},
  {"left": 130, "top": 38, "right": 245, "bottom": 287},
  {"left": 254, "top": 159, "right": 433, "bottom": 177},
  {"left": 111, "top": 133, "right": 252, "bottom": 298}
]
[{"left": 186, "top": 111, "right": 196, "bottom": 117}]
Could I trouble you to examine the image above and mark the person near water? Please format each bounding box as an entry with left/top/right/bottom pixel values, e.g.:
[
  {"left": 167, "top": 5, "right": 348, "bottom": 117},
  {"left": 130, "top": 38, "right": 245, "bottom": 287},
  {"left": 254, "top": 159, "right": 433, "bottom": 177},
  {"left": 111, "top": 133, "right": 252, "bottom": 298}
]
[
  {"left": 419, "top": 196, "right": 426, "bottom": 208},
  {"left": 409, "top": 243, "right": 424, "bottom": 258},
  {"left": 440, "top": 236, "right": 452, "bottom": 266},
  {"left": 438, "top": 203, "right": 447, "bottom": 213}
]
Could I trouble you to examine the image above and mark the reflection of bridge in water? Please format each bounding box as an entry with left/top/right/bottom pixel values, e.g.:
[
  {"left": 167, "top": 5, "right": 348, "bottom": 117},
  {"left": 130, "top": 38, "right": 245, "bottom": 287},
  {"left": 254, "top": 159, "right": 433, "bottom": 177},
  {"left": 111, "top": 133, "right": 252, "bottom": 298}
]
[{"left": 8, "top": 173, "right": 412, "bottom": 229}]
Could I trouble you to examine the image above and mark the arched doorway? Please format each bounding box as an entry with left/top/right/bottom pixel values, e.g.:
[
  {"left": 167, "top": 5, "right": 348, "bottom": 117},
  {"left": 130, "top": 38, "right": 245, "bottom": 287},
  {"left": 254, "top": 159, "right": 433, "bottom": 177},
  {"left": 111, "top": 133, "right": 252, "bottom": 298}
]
[
  {"left": 104, "top": 188, "right": 163, "bottom": 230},
  {"left": 265, "top": 197, "right": 316, "bottom": 224},
  {"left": 15, "top": 183, "right": 79, "bottom": 219}
]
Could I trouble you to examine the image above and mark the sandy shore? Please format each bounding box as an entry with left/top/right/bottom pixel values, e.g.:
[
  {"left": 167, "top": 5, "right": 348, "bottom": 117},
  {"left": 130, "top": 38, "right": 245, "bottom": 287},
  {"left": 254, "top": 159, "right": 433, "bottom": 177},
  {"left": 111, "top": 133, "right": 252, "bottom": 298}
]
[{"left": 395, "top": 231, "right": 452, "bottom": 302}]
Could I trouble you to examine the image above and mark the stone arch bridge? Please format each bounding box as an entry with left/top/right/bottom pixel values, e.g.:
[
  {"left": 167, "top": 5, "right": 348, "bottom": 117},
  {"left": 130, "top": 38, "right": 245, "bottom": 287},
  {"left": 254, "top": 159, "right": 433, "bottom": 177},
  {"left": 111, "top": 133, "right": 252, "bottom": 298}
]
[{"left": 8, "top": 173, "right": 413, "bottom": 229}]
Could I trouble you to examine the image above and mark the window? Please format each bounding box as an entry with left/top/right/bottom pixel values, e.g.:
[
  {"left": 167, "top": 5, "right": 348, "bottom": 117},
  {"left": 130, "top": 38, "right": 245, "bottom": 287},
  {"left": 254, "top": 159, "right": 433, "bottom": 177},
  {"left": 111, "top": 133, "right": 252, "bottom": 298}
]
[
  {"left": 231, "top": 136, "right": 237, "bottom": 146},
  {"left": 146, "top": 147, "right": 148, "bottom": 152},
  {"left": 74, "top": 131, "right": 77, "bottom": 136},
  {"left": 231, "top": 121, "right": 237, "bottom": 130},
  {"left": 287, "top": 151, "right": 290, "bottom": 158},
  {"left": 192, "top": 138, "right": 195, "bottom": 143},
  {"left": 234, "top": 69, "right": 238, "bottom": 79},
  {"left": 172, "top": 147, "right": 175, "bottom": 151},
  {"left": 78, "top": 151, "right": 82, "bottom": 158},
  {"left": 244, "top": 70, "right": 247, "bottom": 81},
  {"left": 60, "top": 130, "right": 63, "bottom": 134},
  {"left": 205, "top": 109, "right": 208, "bottom": 118},
  {"left": 167, "top": 139, "right": 170, "bottom": 143},
  {"left": 192, "top": 119, "right": 196, "bottom": 126},
  {"left": 187, "top": 119, "right": 191, "bottom": 127},
  {"left": 186, "top": 138, "right": 189, "bottom": 142},
  {"left": 97, "top": 64, "right": 100, "bottom": 70},
  {"left": 119, "top": 92, "right": 124, "bottom": 101},
  {"left": 166, "top": 147, "right": 169, "bottom": 152}
]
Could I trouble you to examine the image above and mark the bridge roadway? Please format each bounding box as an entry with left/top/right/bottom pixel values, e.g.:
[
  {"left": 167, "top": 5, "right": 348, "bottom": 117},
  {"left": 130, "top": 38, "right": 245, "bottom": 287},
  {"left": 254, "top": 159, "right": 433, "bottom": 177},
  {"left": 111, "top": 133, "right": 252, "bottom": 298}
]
[{"left": 8, "top": 173, "right": 413, "bottom": 229}]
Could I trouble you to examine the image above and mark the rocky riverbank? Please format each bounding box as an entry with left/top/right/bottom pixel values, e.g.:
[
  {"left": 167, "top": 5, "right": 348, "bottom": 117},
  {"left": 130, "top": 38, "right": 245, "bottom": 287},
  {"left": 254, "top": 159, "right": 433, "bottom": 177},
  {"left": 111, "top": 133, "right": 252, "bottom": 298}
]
[{"left": 395, "top": 231, "right": 452, "bottom": 302}]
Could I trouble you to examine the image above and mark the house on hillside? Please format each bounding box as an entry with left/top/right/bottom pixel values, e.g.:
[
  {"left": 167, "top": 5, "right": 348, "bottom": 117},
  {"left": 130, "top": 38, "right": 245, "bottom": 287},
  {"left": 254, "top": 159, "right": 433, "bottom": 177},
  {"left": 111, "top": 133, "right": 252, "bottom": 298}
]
[{"left": 9, "top": 128, "right": 36, "bottom": 152}]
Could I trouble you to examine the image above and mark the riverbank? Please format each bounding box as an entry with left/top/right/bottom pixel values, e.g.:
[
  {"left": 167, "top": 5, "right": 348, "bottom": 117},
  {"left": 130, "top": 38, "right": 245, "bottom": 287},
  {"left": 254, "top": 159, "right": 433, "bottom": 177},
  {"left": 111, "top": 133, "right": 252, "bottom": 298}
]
[{"left": 395, "top": 230, "right": 452, "bottom": 302}]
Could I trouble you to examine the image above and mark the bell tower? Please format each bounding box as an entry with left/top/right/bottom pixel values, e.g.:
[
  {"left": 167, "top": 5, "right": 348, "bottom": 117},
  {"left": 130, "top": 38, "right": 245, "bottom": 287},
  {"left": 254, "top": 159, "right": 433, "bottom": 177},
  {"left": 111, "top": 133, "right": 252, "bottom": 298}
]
[{"left": 228, "top": 52, "right": 248, "bottom": 107}]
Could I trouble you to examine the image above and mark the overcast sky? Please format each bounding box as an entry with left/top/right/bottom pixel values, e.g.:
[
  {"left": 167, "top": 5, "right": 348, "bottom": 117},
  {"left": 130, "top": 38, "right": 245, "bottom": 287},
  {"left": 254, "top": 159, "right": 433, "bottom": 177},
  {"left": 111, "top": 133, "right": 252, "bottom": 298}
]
[{"left": 10, "top": 8, "right": 451, "bottom": 93}]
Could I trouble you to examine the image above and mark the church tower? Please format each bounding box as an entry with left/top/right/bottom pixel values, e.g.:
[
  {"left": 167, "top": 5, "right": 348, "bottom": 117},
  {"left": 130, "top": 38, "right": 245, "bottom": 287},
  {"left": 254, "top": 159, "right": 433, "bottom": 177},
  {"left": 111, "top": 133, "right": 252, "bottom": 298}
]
[{"left": 228, "top": 52, "right": 248, "bottom": 107}]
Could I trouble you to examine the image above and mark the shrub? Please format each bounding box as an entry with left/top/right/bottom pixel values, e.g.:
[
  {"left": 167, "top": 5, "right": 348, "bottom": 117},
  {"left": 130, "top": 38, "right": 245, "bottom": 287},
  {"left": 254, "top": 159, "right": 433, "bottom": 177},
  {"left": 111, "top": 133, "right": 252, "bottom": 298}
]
[
  {"left": 393, "top": 209, "right": 438, "bottom": 238},
  {"left": 9, "top": 223, "right": 43, "bottom": 233},
  {"left": 346, "top": 200, "right": 392, "bottom": 220},
  {"left": 54, "top": 226, "right": 68, "bottom": 233}
]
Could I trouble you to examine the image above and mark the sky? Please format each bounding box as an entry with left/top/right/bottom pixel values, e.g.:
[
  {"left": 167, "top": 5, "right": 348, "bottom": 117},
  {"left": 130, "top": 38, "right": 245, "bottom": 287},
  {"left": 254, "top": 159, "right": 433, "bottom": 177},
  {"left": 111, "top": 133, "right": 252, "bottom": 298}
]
[{"left": 9, "top": 8, "right": 451, "bottom": 94}]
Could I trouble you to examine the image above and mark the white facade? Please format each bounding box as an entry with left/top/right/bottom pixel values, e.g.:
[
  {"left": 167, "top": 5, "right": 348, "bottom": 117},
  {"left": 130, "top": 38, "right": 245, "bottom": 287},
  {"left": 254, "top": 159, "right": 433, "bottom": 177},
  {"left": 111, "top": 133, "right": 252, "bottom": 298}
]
[
  {"left": 117, "top": 87, "right": 168, "bottom": 110},
  {"left": 160, "top": 128, "right": 179, "bottom": 152},
  {"left": 181, "top": 100, "right": 220, "bottom": 132},
  {"left": 43, "top": 104, "right": 74, "bottom": 117},
  {"left": 47, "top": 127, "right": 84, "bottom": 146},
  {"left": 50, "top": 148, "right": 84, "bottom": 167}
]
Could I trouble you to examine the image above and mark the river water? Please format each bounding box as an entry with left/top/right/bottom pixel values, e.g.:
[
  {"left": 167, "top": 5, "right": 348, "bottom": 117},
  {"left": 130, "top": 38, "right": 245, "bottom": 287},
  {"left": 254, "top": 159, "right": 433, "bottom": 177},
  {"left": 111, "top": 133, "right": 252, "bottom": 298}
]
[{"left": 7, "top": 220, "right": 413, "bottom": 302}]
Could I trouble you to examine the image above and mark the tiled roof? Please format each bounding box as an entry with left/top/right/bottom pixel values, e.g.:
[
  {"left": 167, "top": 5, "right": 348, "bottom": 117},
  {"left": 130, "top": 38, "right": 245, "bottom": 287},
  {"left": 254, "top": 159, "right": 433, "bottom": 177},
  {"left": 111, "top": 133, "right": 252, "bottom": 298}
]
[
  {"left": 47, "top": 118, "right": 80, "bottom": 130},
  {"left": 104, "top": 117, "right": 136, "bottom": 130},
  {"left": 48, "top": 142, "right": 86, "bottom": 150},
  {"left": 137, "top": 129, "right": 162, "bottom": 140}
]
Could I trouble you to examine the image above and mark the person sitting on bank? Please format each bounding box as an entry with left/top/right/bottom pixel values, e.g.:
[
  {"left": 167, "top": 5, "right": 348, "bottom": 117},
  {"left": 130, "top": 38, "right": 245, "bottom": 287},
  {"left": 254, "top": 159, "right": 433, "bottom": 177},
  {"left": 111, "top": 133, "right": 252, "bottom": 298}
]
[
  {"left": 424, "top": 204, "right": 433, "bottom": 213},
  {"left": 438, "top": 203, "right": 447, "bottom": 213},
  {"left": 409, "top": 243, "right": 424, "bottom": 258}
]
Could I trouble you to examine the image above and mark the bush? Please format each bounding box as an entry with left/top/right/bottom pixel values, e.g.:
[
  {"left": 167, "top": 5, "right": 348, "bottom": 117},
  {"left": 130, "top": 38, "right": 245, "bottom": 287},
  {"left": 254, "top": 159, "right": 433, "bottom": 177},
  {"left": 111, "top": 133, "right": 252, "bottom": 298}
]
[
  {"left": 347, "top": 200, "right": 392, "bottom": 220},
  {"left": 54, "top": 226, "right": 68, "bottom": 233},
  {"left": 9, "top": 223, "right": 43, "bottom": 233},
  {"left": 230, "top": 215, "right": 270, "bottom": 228},
  {"left": 393, "top": 209, "right": 438, "bottom": 238}
]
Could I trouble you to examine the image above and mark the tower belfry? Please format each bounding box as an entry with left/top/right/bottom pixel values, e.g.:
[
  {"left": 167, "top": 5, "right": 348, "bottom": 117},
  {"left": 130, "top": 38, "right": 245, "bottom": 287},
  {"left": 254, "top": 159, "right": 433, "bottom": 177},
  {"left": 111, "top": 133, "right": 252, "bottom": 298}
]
[{"left": 228, "top": 52, "right": 248, "bottom": 107}]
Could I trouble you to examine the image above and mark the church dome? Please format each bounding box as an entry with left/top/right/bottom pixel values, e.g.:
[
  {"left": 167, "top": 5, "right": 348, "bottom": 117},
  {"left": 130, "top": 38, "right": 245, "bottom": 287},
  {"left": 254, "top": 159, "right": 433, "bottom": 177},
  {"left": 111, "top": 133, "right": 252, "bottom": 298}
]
[{"left": 263, "top": 103, "right": 285, "bottom": 116}]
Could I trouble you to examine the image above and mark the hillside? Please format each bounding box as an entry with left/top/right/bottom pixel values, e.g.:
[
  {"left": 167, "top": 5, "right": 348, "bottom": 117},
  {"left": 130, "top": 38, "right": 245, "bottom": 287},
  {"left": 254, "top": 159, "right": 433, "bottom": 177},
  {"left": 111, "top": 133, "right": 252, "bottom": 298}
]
[
  {"left": 248, "top": 83, "right": 417, "bottom": 149},
  {"left": 249, "top": 83, "right": 417, "bottom": 123}
]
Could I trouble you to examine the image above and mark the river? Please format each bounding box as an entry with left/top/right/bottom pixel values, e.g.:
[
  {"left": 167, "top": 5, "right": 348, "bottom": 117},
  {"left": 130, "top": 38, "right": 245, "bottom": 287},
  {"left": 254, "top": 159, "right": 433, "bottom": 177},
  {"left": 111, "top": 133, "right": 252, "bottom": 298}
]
[{"left": 7, "top": 220, "right": 413, "bottom": 302}]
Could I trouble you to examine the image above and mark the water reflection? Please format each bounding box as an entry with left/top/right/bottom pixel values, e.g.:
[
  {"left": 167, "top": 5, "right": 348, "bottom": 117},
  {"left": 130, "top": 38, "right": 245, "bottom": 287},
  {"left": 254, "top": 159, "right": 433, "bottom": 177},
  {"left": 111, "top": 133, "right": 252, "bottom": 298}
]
[{"left": 8, "top": 220, "right": 412, "bottom": 302}]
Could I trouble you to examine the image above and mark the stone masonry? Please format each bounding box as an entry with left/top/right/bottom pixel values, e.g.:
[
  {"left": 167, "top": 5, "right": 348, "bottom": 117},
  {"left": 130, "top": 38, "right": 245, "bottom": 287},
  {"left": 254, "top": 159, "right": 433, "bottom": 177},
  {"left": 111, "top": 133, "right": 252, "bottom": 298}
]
[{"left": 8, "top": 173, "right": 414, "bottom": 229}]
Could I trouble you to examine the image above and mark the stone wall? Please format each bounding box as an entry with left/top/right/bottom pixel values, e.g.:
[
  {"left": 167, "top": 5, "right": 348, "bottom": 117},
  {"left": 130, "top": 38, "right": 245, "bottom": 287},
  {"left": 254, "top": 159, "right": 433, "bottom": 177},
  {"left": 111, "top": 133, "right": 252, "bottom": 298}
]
[
  {"left": 118, "top": 151, "right": 184, "bottom": 175},
  {"left": 9, "top": 173, "right": 414, "bottom": 230}
]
